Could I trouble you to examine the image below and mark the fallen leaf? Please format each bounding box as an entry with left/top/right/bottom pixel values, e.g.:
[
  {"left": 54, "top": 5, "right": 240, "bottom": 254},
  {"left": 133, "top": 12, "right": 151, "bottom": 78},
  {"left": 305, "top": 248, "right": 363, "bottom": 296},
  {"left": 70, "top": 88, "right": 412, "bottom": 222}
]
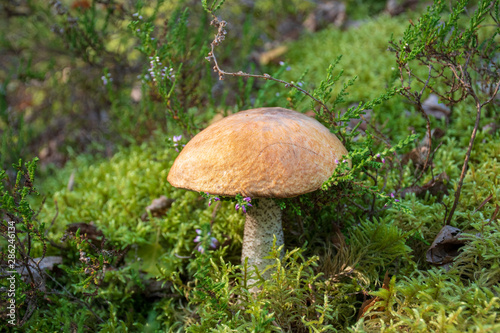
[
  {"left": 402, "top": 128, "right": 445, "bottom": 171},
  {"left": 259, "top": 45, "right": 288, "bottom": 66},
  {"left": 15, "top": 256, "right": 63, "bottom": 292},
  {"left": 141, "top": 195, "right": 175, "bottom": 220},
  {"left": 386, "top": 0, "right": 419, "bottom": 16},
  {"left": 357, "top": 271, "right": 391, "bottom": 319},
  {"left": 400, "top": 172, "right": 450, "bottom": 200},
  {"left": 482, "top": 122, "right": 499, "bottom": 136},
  {"left": 422, "top": 94, "right": 450, "bottom": 121},
  {"left": 426, "top": 225, "right": 465, "bottom": 268},
  {"left": 303, "top": 1, "right": 346, "bottom": 32}
]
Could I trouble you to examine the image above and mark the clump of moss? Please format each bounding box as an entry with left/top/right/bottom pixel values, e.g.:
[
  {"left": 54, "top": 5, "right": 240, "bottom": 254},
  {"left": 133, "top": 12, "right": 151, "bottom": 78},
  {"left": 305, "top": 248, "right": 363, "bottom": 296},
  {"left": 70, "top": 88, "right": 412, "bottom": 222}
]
[
  {"left": 354, "top": 269, "right": 500, "bottom": 332},
  {"left": 39, "top": 137, "right": 246, "bottom": 276},
  {"left": 455, "top": 219, "right": 500, "bottom": 288},
  {"left": 172, "top": 245, "right": 362, "bottom": 332},
  {"left": 284, "top": 15, "right": 417, "bottom": 103}
]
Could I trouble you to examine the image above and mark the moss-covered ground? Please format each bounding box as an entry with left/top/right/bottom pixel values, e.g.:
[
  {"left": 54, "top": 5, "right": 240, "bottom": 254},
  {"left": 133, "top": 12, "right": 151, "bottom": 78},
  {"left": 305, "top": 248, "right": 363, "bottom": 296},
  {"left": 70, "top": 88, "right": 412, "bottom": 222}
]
[{"left": 1, "top": 0, "right": 499, "bottom": 331}]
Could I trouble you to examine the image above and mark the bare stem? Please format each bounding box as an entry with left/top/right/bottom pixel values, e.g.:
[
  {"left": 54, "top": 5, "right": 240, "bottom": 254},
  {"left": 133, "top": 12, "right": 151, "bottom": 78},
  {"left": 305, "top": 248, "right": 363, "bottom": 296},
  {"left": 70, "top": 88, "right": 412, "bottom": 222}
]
[
  {"left": 446, "top": 94, "right": 483, "bottom": 225},
  {"left": 205, "top": 16, "right": 334, "bottom": 120}
]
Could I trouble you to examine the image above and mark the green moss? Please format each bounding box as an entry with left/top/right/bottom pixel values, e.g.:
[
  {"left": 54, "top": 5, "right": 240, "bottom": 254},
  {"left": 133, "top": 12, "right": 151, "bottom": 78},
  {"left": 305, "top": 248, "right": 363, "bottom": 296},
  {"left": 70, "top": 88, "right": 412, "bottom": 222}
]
[
  {"left": 6, "top": 0, "right": 498, "bottom": 331},
  {"left": 284, "top": 15, "right": 416, "bottom": 102},
  {"left": 455, "top": 219, "right": 500, "bottom": 287},
  {"left": 38, "top": 138, "right": 245, "bottom": 278},
  {"left": 353, "top": 269, "right": 500, "bottom": 332}
]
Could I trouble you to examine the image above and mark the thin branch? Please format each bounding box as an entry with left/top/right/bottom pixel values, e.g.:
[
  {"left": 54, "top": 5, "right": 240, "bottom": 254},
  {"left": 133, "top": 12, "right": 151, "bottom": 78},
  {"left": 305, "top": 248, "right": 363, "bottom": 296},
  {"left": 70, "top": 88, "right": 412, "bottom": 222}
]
[
  {"left": 45, "top": 199, "right": 59, "bottom": 237},
  {"left": 481, "top": 79, "right": 500, "bottom": 107},
  {"left": 446, "top": 92, "right": 483, "bottom": 225},
  {"left": 205, "top": 16, "right": 333, "bottom": 118},
  {"left": 44, "top": 271, "right": 105, "bottom": 324}
]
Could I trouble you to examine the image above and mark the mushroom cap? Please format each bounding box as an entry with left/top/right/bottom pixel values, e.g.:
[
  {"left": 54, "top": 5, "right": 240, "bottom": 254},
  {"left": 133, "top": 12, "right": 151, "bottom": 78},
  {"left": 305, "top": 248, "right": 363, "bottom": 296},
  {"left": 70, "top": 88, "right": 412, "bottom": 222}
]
[{"left": 167, "top": 107, "right": 349, "bottom": 198}]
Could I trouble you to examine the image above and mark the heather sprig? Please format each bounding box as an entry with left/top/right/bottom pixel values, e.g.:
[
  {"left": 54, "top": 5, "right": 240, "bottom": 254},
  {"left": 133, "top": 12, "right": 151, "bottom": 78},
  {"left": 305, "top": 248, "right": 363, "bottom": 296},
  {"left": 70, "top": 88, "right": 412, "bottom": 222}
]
[{"left": 200, "top": 192, "right": 253, "bottom": 213}]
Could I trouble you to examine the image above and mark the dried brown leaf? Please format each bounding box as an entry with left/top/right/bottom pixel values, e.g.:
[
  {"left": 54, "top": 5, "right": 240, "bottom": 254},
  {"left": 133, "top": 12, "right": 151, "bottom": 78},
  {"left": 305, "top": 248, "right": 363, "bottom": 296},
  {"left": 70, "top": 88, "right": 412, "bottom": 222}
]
[
  {"left": 141, "top": 195, "right": 175, "bottom": 220},
  {"left": 426, "top": 225, "right": 465, "bottom": 267},
  {"left": 422, "top": 94, "right": 450, "bottom": 121},
  {"left": 303, "top": 1, "right": 346, "bottom": 32}
]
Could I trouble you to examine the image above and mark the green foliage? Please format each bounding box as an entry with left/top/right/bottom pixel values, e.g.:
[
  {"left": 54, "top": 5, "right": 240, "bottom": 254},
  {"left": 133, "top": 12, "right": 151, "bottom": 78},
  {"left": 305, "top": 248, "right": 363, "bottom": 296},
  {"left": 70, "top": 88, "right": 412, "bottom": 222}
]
[
  {"left": 176, "top": 245, "right": 360, "bottom": 332},
  {"left": 202, "top": 0, "right": 226, "bottom": 13},
  {"left": 348, "top": 218, "right": 412, "bottom": 283},
  {"left": 1, "top": 158, "right": 39, "bottom": 221},
  {"left": 129, "top": 4, "right": 215, "bottom": 136},
  {"left": 354, "top": 270, "right": 500, "bottom": 332},
  {"left": 285, "top": 15, "right": 413, "bottom": 103},
  {"left": 395, "top": 0, "right": 497, "bottom": 64},
  {"left": 1, "top": 0, "right": 499, "bottom": 331},
  {"left": 0, "top": 159, "right": 53, "bottom": 329},
  {"left": 455, "top": 219, "right": 500, "bottom": 287}
]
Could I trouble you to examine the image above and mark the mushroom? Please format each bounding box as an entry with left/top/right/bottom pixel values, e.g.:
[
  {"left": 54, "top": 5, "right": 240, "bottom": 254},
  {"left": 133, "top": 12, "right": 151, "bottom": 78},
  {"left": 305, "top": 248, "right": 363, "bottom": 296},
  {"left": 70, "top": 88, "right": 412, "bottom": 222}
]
[{"left": 167, "top": 107, "right": 349, "bottom": 279}]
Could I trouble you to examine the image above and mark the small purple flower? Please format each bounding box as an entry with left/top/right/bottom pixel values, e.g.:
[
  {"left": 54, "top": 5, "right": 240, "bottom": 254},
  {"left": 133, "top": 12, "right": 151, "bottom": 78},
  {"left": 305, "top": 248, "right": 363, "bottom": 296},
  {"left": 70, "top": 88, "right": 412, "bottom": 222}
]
[
  {"left": 335, "top": 159, "right": 339, "bottom": 164},
  {"left": 395, "top": 199, "right": 400, "bottom": 202},
  {"left": 382, "top": 158, "right": 386, "bottom": 164},
  {"left": 173, "top": 135, "right": 182, "bottom": 152},
  {"left": 243, "top": 197, "right": 251, "bottom": 202},
  {"left": 194, "top": 229, "right": 218, "bottom": 252},
  {"left": 246, "top": 203, "right": 252, "bottom": 208},
  {"left": 279, "top": 61, "right": 285, "bottom": 66},
  {"left": 242, "top": 205, "right": 247, "bottom": 213},
  {"left": 235, "top": 203, "right": 240, "bottom": 211},
  {"left": 209, "top": 237, "right": 218, "bottom": 249},
  {"left": 196, "top": 237, "right": 218, "bottom": 252},
  {"left": 390, "top": 193, "right": 395, "bottom": 198},
  {"left": 342, "top": 159, "right": 347, "bottom": 164},
  {"left": 206, "top": 194, "right": 219, "bottom": 206},
  {"left": 376, "top": 153, "right": 381, "bottom": 158},
  {"left": 194, "top": 229, "right": 202, "bottom": 243}
]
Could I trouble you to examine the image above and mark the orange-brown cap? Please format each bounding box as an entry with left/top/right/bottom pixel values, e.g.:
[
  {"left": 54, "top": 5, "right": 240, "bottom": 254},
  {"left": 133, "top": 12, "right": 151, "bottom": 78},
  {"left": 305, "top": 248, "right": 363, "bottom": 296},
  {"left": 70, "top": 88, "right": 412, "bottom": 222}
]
[{"left": 167, "top": 107, "right": 349, "bottom": 198}]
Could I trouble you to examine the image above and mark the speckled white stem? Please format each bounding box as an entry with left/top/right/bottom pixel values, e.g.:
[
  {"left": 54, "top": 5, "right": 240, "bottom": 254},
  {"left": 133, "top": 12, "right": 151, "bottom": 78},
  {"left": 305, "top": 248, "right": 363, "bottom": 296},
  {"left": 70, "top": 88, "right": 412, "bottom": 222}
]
[{"left": 241, "top": 198, "right": 284, "bottom": 280}]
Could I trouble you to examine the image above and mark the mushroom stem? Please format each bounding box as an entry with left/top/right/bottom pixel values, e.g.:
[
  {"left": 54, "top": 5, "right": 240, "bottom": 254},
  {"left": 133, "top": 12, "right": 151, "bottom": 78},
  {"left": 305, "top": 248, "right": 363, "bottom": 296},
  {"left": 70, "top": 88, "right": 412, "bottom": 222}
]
[{"left": 241, "top": 198, "right": 284, "bottom": 280}]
